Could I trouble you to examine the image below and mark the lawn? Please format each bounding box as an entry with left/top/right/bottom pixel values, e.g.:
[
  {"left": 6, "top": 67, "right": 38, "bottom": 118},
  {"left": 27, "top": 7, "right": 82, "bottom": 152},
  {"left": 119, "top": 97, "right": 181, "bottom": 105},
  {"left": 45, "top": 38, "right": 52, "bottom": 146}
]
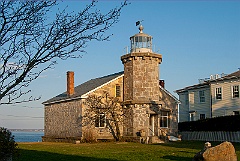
[{"left": 17, "top": 141, "right": 240, "bottom": 161}]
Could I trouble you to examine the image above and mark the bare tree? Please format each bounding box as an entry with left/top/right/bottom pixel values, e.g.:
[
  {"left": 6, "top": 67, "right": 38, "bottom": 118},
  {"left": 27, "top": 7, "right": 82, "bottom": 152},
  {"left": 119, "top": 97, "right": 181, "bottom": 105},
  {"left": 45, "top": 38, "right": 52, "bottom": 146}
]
[
  {"left": 0, "top": 0, "right": 128, "bottom": 105},
  {"left": 84, "top": 92, "right": 123, "bottom": 141}
]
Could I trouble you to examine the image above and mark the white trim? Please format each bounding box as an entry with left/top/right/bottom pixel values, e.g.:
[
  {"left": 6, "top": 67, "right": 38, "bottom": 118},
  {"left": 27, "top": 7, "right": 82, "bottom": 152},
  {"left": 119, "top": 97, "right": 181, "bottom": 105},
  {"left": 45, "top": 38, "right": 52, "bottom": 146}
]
[
  {"left": 43, "top": 74, "right": 124, "bottom": 105},
  {"left": 199, "top": 90, "right": 205, "bottom": 103},
  {"left": 232, "top": 85, "right": 240, "bottom": 99},
  {"left": 199, "top": 113, "right": 206, "bottom": 120},
  {"left": 81, "top": 74, "right": 124, "bottom": 98},
  {"left": 159, "top": 85, "right": 180, "bottom": 104},
  {"left": 95, "top": 113, "right": 106, "bottom": 128},
  {"left": 215, "top": 86, "right": 222, "bottom": 100}
]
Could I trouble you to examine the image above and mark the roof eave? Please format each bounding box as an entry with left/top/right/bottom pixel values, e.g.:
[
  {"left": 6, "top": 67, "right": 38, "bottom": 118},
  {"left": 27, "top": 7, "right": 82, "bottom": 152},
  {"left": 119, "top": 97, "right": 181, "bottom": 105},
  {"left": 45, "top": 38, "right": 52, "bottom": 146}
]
[
  {"left": 42, "top": 96, "right": 83, "bottom": 105},
  {"left": 159, "top": 85, "right": 180, "bottom": 104},
  {"left": 43, "top": 74, "right": 124, "bottom": 106}
]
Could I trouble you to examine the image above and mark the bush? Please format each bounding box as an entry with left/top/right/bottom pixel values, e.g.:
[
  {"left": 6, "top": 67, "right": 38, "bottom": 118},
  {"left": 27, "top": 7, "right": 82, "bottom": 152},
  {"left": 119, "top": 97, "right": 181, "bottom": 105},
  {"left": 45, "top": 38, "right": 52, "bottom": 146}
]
[
  {"left": 82, "top": 128, "right": 97, "bottom": 143},
  {"left": 178, "top": 115, "right": 240, "bottom": 132},
  {"left": 0, "top": 127, "right": 18, "bottom": 160}
]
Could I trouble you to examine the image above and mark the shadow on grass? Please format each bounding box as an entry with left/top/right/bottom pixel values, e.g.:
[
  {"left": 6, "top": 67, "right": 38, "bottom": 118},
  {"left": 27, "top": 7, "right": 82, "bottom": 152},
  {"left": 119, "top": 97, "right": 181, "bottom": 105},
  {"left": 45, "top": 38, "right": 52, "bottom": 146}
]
[
  {"left": 151, "top": 141, "right": 205, "bottom": 150},
  {"left": 161, "top": 155, "right": 193, "bottom": 161},
  {"left": 155, "top": 141, "right": 240, "bottom": 151},
  {"left": 18, "top": 149, "right": 119, "bottom": 161}
]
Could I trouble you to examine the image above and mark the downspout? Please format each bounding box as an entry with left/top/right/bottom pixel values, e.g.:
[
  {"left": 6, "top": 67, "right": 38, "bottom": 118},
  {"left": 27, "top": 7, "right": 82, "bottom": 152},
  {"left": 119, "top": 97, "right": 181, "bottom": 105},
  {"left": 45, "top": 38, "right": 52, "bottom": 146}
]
[
  {"left": 188, "top": 91, "right": 190, "bottom": 121},
  {"left": 210, "top": 83, "right": 213, "bottom": 118}
]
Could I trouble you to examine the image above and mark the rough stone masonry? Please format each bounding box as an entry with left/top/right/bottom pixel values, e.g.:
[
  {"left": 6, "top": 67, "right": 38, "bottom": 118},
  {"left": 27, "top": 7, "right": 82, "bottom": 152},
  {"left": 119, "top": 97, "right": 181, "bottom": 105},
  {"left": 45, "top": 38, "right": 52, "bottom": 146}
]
[{"left": 193, "top": 141, "right": 237, "bottom": 161}]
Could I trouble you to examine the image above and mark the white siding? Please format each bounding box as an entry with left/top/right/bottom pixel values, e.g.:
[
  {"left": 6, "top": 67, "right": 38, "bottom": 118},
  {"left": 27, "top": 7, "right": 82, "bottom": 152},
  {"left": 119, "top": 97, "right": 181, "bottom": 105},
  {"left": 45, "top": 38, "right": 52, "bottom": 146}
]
[
  {"left": 189, "top": 87, "right": 211, "bottom": 121},
  {"left": 178, "top": 92, "right": 189, "bottom": 122},
  {"left": 178, "top": 86, "right": 211, "bottom": 122},
  {"left": 211, "top": 79, "right": 240, "bottom": 117}
]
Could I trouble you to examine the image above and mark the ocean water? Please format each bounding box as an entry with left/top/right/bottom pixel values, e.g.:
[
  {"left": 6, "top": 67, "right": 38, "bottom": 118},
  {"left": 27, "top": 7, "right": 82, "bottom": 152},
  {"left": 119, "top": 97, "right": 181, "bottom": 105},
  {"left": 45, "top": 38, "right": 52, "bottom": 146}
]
[{"left": 11, "top": 131, "right": 44, "bottom": 142}]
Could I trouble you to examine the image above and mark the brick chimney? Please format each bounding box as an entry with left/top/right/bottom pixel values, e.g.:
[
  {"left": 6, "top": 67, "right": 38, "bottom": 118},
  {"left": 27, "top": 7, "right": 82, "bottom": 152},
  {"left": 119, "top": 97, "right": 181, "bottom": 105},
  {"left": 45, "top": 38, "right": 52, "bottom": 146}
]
[
  {"left": 159, "top": 80, "right": 165, "bottom": 88},
  {"left": 67, "top": 71, "right": 74, "bottom": 96}
]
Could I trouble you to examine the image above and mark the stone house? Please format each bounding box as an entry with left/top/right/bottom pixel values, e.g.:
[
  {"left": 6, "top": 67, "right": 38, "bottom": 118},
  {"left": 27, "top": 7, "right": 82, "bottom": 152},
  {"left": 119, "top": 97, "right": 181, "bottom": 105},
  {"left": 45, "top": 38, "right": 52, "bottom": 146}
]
[
  {"left": 42, "top": 25, "right": 179, "bottom": 142},
  {"left": 176, "top": 70, "right": 240, "bottom": 122}
]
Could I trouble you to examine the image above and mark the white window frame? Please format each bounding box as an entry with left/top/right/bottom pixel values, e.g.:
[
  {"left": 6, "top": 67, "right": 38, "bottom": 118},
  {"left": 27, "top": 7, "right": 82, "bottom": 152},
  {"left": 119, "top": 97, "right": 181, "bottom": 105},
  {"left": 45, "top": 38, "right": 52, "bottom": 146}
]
[
  {"left": 189, "top": 113, "right": 195, "bottom": 121},
  {"left": 95, "top": 113, "right": 106, "bottom": 128},
  {"left": 232, "top": 85, "right": 239, "bottom": 99},
  {"left": 160, "top": 111, "right": 169, "bottom": 128},
  {"left": 233, "top": 111, "right": 240, "bottom": 115},
  {"left": 199, "top": 114, "right": 206, "bottom": 120},
  {"left": 199, "top": 90, "right": 205, "bottom": 103},
  {"left": 215, "top": 87, "right": 222, "bottom": 100}
]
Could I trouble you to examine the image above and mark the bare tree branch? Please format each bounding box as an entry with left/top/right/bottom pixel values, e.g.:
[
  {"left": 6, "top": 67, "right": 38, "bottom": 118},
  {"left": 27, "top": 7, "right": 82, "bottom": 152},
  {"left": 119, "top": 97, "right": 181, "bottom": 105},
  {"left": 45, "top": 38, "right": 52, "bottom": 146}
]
[
  {"left": 83, "top": 92, "right": 125, "bottom": 141},
  {"left": 0, "top": 0, "right": 128, "bottom": 105}
]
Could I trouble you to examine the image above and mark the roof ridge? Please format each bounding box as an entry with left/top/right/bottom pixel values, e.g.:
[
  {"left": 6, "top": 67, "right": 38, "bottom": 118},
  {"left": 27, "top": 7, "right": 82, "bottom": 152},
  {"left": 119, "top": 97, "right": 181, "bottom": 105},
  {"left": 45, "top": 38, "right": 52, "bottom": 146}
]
[{"left": 43, "top": 71, "right": 124, "bottom": 105}]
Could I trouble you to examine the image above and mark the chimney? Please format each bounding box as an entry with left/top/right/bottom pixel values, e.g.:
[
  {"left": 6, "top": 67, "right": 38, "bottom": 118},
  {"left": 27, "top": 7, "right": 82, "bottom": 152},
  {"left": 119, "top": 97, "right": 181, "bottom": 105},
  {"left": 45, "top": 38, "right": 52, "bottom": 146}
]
[
  {"left": 159, "top": 80, "right": 165, "bottom": 88},
  {"left": 67, "top": 71, "right": 74, "bottom": 96}
]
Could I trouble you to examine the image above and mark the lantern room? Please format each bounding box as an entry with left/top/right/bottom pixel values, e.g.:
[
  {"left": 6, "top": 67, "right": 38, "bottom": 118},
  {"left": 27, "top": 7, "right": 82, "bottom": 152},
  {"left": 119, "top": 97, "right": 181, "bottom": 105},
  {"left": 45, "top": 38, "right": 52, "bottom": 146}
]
[{"left": 130, "top": 25, "right": 152, "bottom": 53}]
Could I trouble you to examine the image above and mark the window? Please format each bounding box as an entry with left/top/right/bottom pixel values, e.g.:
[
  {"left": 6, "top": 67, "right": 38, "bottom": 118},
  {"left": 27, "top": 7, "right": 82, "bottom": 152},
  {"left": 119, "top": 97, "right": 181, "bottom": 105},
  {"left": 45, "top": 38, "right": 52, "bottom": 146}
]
[
  {"left": 160, "top": 111, "right": 169, "bottom": 128},
  {"left": 233, "top": 111, "right": 240, "bottom": 115},
  {"left": 199, "top": 90, "right": 205, "bottom": 103},
  {"left": 232, "top": 85, "right": 239, "bottom": 98},
  {"left": 95, "top": 113, "right": 105, "bottom": 128},
  {"left": 190, "top": 113, "right": 195, "bottom": 121},
  {"left": 200, "top": 114, "right": 206, "bottom": 120},
  {"left": 216, "top": 87, "right": 222, "bottom": 100},
  {"left": 115, "top": 85, "right": 121, "bottom": 97}
]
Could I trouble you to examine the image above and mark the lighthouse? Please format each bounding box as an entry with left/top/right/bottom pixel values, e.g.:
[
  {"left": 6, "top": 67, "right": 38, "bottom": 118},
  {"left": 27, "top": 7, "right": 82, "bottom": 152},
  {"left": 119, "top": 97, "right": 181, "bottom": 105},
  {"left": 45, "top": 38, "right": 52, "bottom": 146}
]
[{"left": 121, "top": 24, "right": 163, "bottom": 139}]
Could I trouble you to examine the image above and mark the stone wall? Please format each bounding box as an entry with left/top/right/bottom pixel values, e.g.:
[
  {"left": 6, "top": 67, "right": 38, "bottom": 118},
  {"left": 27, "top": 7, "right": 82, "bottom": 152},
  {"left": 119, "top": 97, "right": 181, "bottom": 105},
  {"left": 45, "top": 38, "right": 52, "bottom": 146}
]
[
  {"left": 82, "top": 76, "right": 124, "bottom": 140},
  {"left": 159, "top": 88, "right": 178, "bottom": 135},
  {"left": 122, "top": 52, "right": 162, "bottom": 103},
  {"left": 121, "top": 51, "right": 178, "bottom": 139},
  {"left": 123, "top": 89, "right": 179, "bottom": 138},
  {"left": 123, "top": 104, "right": 149, "bottom": 137},
  {"left": 123, "top": 104, "right": 160, "bottom": 138},
  {"left": 44, "top": 76, "right": 124, "bottom": 141},
  {"left": 89, "top": 75, "right": 123, "bottom": 101}
]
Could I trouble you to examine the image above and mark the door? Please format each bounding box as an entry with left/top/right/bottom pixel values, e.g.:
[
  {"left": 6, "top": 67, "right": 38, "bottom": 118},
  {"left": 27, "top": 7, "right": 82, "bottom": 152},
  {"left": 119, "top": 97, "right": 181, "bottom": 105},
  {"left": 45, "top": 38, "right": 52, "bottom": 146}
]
[{"left": 149, "top": 114, "right": 158, "bottom": 136}]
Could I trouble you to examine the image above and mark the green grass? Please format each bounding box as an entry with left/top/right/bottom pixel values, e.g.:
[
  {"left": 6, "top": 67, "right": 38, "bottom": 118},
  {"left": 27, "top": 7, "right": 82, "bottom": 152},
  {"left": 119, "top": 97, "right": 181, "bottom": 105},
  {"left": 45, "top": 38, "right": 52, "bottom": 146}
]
[{"left": 17, "top": 141, "right": 240, "bottom": 161}]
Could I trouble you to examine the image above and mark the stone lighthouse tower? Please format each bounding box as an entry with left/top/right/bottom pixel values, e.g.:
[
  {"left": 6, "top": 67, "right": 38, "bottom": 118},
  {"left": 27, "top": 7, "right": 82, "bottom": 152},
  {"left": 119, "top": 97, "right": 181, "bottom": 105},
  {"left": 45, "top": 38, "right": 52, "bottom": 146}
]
[{"left": 121, "top": 25, "right": 163, "bottom": 140}]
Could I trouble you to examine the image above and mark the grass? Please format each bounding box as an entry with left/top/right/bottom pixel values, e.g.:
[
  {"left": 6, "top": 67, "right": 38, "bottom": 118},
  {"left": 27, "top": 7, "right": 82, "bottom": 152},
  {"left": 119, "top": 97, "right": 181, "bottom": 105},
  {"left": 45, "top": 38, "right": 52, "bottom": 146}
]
[{"left": 17, "top": 141, "right": 240, "bottom": 161}]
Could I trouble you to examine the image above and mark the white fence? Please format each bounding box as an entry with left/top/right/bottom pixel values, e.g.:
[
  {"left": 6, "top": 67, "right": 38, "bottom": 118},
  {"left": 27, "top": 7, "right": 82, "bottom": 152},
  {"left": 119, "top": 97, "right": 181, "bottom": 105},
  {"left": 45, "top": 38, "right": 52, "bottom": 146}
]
[{"left": 179, "top": 131, "right": 240, "bottom": 143}]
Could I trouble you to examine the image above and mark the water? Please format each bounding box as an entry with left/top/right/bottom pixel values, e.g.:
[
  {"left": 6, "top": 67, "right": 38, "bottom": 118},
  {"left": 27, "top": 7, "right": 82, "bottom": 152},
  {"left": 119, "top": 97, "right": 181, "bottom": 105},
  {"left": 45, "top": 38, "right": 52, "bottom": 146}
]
[{"left": 11, "top": 131, "right": 44, "bottom": 142}]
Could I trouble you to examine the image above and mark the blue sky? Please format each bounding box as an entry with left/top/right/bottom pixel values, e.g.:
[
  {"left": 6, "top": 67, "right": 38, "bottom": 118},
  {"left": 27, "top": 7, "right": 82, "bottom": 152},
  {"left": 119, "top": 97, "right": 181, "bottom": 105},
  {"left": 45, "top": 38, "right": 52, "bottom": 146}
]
[{"left": 0, "top": 0, "right": 239, "bottom": 129}]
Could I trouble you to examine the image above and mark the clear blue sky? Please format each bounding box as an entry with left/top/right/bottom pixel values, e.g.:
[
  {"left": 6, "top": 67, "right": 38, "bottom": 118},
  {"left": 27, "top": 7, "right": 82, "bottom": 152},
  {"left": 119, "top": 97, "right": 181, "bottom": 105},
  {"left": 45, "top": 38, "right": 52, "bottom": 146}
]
[{"left": 0, "top": 0, "right": 239, "bottom": 129}]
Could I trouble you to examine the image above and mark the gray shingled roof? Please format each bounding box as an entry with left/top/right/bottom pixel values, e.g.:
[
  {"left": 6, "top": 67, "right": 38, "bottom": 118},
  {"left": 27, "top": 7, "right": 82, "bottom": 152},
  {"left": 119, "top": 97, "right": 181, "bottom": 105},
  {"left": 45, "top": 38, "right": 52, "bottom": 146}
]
[
  {"left": 175, "top": 82, "right": 209, "bottom": 93},
  {"left": 175, "top": 70, "right": 240, "bottom": 93},
  {"left": 43, "top": 71, "right": 124, "bottom": 105},
  {"left": 224, "top": 70, "right": 240, "bottom": 78}
]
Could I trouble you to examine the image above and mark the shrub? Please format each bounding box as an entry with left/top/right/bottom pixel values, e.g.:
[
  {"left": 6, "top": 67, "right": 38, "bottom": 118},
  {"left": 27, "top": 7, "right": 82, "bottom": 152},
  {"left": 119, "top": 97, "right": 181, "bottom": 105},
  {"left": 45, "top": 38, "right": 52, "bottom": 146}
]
[
  {"left": 82, "top": 128, "right": 97, "bottom": 143},
  {"left": 0, "top": 127, "right": 18, "bottom": 160}
]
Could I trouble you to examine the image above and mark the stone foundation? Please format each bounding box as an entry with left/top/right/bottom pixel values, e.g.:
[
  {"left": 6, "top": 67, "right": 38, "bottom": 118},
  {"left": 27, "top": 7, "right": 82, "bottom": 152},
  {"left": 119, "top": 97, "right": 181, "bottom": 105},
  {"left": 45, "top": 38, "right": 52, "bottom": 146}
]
[{"left": 42, "top": 136, "right": 82, "bottom": 143}]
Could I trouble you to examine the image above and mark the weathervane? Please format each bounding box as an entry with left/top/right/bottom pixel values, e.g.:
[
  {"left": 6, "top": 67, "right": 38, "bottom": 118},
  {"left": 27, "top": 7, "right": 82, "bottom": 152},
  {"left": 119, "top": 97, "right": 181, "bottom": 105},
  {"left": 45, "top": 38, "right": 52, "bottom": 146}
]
[
  {"left": 135, "top": 20, "right": 144, "bottom": 26},
  {"left": 136, "top": 20, "right": 144, "bottom": 33}
]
